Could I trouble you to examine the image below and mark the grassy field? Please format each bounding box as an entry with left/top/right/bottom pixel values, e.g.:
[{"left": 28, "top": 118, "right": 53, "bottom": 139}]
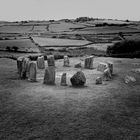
[
  {"left": 0, "top": 25, "right": 32, "bottom": 33},
  {"left": 0, "top": 39, "right": 40, "bottom": 52},
  {"left": 49, "top": 22, "right": 86, "bottom": 32},
  {"left": 32, "top": 37, "right": 91, "bottom": 46},
  {"left": 0, "top": 57, "right": 139, "bottom": 140}
]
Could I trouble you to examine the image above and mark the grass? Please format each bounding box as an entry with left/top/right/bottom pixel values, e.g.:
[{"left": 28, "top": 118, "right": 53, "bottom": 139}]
[
  {"left": 0, "top": 25, "right": 32, "bottom": 33},
  {"left": 32, "top": 37, "right": 91, "bottom": 46},
  {"left": 0, "top": 39, "right": 40, "bottom": 53},
  {"left": 0, "top": 57, "right": 140, "bottom": 140},
  {"left": 49, "top": 22, "right": 86, "bottom": 32}
]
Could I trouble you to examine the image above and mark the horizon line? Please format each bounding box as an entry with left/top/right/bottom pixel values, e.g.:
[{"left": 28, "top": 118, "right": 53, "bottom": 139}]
[{"left": 0, "top": 17, "right": 139, "bottom": 22}]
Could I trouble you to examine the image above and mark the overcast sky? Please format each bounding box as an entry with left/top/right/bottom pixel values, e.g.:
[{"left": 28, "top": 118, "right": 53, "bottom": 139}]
[{"left": 0, "top": 0, "right": 139, "bottom": 21}]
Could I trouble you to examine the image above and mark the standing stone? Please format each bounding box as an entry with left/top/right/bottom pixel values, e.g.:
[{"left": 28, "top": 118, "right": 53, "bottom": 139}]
[
  {"left": 70, "top": 71, "right": 86, "bottom": 86},
  {"left": 103, "top": 68, "right": 112, "bottom": 81},
  {"left": 28, "top": 62, "right": 37, "bottom": 82},
  {"left": 107, "top": 62, "right": 113, "bottom": 75},
  {"left": 75, "top": 63, "right": 82, "bottom": 68},
  {"left": 44, "top": 66, "right": 55, "bottom": 85},
  {"left": 84, "top": 56, "right": 94, "bottom": 69},
  {"left": 25, "top": 58, "right": 31, "bottom": 78},
  {"left": 61, "top": 73, "right": 67, "bottom": 86},
  {"left": 97, "top": 62, "right": 108, "bottom": 72},
  {"left": 47, "top": 55, "right": 55, "bottom": 66},
  {"left": 95, "top": 77, "right": 102, "bottom": 84},
  {"left": 37, "top": 56, "right": 45, "bottom": 69},
  {"left": 63, "top": 55, "right": 70, "bottom": 67},
  {"left": 21, "top": 57, "right": 30, "bottom": 79},
  {"left": 17, "top": 56, "right": 24, "bottom": 76}
]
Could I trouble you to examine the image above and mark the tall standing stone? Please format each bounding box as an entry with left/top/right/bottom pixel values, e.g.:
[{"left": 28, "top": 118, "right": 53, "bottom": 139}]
[
  {"left": 107, "top": 62, "right": 113, "bottom": 75},
  {"left": 44, "top": 66, "right": 55, "bottom": 85},
  {"left": 17, "top": 56, "right": 24, "bottom": 76},
  {"left": 47, "top": 55, "right": 55, "bottom": 66},
  {"left": 84, "top": 56, "right": 94, "bottom": 69},
  {"left": 37, "top": 56, "right": 45, "bottom": 69},
  {"left": 63, "top": 55, "right": 70, "bottom": 67},
  {"left": 28, "top": 62, "right": 37, "bottom": 82},
  {"left": 70, "top": 71, "right": 86, "bottom": 86},
  {"left": 61, "top": 73, "right": 67, "bottom": 86},
  {"left": 21, "top": 57, "right": 30, "bottom": 79}
]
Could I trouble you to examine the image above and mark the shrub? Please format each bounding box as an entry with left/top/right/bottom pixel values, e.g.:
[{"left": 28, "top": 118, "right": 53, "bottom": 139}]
[
  {"left": 58, "top": 48, "right": 67, "bottom": 52},
  {"left": 75, "top": 17, "right": 94, "bottom": 22},
  {"left": 107, "top": 40, "right": 140, "bottom": 57},
  {"left": 48, "top": 48, "right": 55, "bottom": 51},
  {"left": 6, "top": 46, "right": 11, "bottom": 51},
  {"left": 12, "top": 46, "right": 19, "bottom": 52},
  {"left": 4, "top": 37, "right": 9, "bottom": 40},
  {"left": 52, "top": 36, "right": 56, "bottom": 38}
]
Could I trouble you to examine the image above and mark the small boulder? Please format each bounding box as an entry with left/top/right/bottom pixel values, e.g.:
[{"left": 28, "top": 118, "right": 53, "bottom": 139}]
[
  {"left": 74, "top": 63, "right": 82, "bottom": 68},
  {"left": 132, "top": 68, "right": 140, "bottom": 74},
  {"left": 61, "top": 73, "right": 67, "bottom": 86},
  {"left": 97, "top": 62, "right": 108, "bottom": 72},
  {"left": 70, "top": 71, "right": 86, "bottom": 87},
  {"left": 124, "top": 75, "right": 136, "bottom": 84},
  {"left": 95, "top": 77, "right": 102, "bottom": 84},
  {"left": 103, "top": 68, "right": 112, "bottom": 81}
]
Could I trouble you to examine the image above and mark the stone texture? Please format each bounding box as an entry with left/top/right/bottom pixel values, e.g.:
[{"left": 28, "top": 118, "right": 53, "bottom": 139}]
[
  {"left": 95, "top": 77, "right": 102, "bottom": 84},
  {"left": 63, "top": 55, "right": 70, "bottom": 67},
  {"left": 47, "top": 55, "right": 55, "bottom": 66},
  {"left": 17, "top": 56, "right": 24, "bottom": 76},
  {"left": 107, "top": 62, "right": 113, "bottom": 75},
  {"left": 21, "top": 57, "right": 30, "bottom": 79},
  {"left": 124, "top": 75, "right": 136, "bottom": 84},
  {"left": 44, "top": 66, "right": 55, "bottom": 85},
  {"left": 84, "top": 56, "right": 94, "bottom": 69},
  {"left": 103, "top": 68, "right": 112, "bottom": 81},
  {"left": 74, "top": 63, "right": 82, "bottom": 68},
  {"left": 37, "top": 56, "right": 45, "bottom": 69},
  {"left": 132, "top": 68, "right": 140, "bottom": 74},
  {"left": 97, "top": 62, "right": 108, "bottom": 72},
  {"left": 61, "top": 73, "right": 67, "bottom": 86},
  {"left": 70, "top": 71, "right": 86, "bottom": 86},
  {"left": 28, "top": 62, "right": 37, "bottom": 82}
]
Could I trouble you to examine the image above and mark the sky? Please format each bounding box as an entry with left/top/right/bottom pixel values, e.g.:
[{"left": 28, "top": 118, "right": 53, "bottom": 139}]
[{"left": 0, "top": 0, "right": 139, "bottom": 21}]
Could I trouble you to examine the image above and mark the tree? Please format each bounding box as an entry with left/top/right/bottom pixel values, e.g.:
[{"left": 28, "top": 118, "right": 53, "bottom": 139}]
[
  {"left": 6, "top": 46, "right": 11, "bottom": 51},
  {"left": 12, "top": 46, "right": 19, "bottom": 52}
]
